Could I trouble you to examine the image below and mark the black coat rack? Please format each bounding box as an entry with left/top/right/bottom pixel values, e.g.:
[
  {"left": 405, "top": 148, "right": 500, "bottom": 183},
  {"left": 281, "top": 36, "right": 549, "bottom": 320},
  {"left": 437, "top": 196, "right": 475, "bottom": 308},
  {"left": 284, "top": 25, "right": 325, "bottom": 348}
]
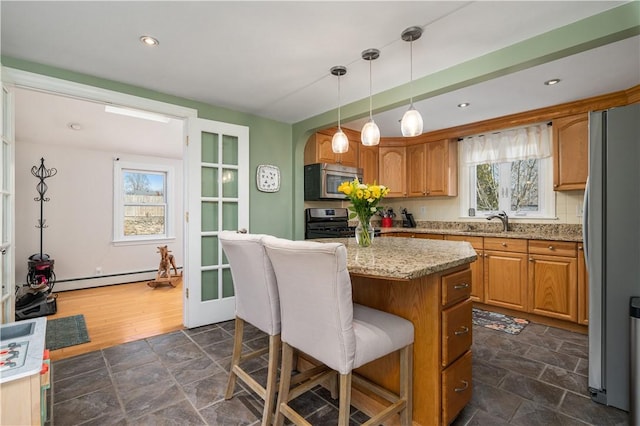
[{"left": 31, "top": 158, "right": 57, "bottom": 260}]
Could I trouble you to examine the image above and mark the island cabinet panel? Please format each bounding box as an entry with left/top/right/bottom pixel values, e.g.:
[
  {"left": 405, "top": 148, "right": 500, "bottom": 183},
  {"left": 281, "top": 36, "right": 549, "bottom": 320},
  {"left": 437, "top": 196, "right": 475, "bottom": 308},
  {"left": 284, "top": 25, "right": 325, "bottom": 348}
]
[
  {"left": 442, "top": 350, "right": 472, "bottom": 425},
  {"left": 442, "top": 268, "right": 472, "bottom": 307},
  {"left": 442, "top": 299, "right": 473, "bottom": 366},
  {"left": 553, "top": 113, "right": 588, "bottom": 191},
  {"left": 445, "top": 235, "right": 484, "bottom": 302},
  {"left": 484, "top": 237, "right": 528, "bottom": 311},
  {"left": 379, "top": 146, "right": 406, "bottom": 197},
  {"left": 350, "top": 264, "right": 473, "bottom": 425}
]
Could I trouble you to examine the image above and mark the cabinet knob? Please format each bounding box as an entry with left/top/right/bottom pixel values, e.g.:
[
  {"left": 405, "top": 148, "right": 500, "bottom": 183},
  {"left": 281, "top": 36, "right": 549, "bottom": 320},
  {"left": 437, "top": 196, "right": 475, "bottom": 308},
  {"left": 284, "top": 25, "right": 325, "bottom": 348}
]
[
  {"left": 529, "top": 258, "right": 534, "bottom": 262},
  {"left": 484, "top": 253, "right": 488, "bottom": 258},
  {"left": 501, "top": 242, "right": 507, "bottom": 247},
  {"left": 554, "top": 184, "right": 558, "bottom": 188},
  {"left": 578, "top": 246, "right": 584, "bottom": 250},
  {"left": 548, "top": 245, "right": 554, "bottom": 250}
]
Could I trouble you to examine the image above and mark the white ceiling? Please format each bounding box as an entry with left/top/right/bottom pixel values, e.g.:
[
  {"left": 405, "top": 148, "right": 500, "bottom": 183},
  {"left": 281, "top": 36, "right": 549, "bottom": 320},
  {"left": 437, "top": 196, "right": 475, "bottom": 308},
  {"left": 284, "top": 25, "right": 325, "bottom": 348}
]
[{"left": 2, "top": 1, "right": 639, "bottom": 152}]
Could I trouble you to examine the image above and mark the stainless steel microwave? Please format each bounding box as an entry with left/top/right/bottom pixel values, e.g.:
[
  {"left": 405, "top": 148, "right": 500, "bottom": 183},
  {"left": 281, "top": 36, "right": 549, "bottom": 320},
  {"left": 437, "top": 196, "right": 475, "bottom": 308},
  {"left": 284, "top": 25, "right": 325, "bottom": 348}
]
[{"left": 304, "top": 163, "right": 363, "bottom": 200}]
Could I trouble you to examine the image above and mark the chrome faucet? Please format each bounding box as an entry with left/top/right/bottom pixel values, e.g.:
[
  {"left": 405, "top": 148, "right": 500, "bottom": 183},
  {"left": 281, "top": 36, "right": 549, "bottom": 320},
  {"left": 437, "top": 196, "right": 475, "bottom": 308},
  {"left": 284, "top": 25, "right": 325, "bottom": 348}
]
[{"left": 487, "top": 210, "right": 509, "bottom": 232}]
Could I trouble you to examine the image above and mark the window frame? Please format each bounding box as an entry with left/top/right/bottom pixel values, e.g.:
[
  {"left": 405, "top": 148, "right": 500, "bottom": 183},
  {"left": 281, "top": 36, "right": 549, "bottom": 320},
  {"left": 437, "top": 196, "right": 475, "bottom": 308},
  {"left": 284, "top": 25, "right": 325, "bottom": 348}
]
[
  {"left": 113, "top": 160, "right": 175, "bottom": 244},
  {"left": 460, "top": 154, "right": 556, "bottom": 219}
]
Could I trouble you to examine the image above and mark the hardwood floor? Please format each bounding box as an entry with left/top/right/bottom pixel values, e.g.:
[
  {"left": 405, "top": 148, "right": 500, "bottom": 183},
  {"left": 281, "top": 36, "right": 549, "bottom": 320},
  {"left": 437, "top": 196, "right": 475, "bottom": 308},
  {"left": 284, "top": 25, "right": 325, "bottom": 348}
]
[{"left": 47, "top": 279, "right": 184, "bottom": 361}]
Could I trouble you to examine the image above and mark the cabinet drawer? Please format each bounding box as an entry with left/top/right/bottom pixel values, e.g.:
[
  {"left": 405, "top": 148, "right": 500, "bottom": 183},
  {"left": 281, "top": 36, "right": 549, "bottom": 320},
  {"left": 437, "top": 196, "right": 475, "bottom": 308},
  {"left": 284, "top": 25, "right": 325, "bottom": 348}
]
[
  {"left": 414, "top": 233, "right": 444, "bottom": 240},
  {"left": 442, "top": 268, "right": 472, "bottom": 307},
  {"left": 529, "top": 240, "right": 577, "bottom": 257},
  {"left": 442, "top": 299, "right": 473, "bottom": 366},
  {"left": 445, "top": 235, "right": 483, "bottom": 250},
  {"left": 484, "top": 237, "right": 527, "bottom": 253},
  {"left": 442, "top": 350, "right": 472, "bottom": 425}
]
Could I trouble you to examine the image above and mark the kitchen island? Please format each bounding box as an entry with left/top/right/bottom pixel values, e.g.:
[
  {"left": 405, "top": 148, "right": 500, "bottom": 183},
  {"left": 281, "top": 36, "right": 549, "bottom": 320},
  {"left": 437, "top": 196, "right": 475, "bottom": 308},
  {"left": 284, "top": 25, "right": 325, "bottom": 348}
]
[{"left": 315, "top": 237, "right": 477, "bottom": 425}]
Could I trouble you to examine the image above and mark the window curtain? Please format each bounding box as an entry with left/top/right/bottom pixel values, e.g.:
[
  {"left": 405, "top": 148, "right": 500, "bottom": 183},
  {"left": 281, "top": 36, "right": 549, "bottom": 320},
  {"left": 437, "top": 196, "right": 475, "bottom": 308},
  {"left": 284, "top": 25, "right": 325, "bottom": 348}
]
[{"left": 461, "top": 123, "right": 551, "bottom": 165}]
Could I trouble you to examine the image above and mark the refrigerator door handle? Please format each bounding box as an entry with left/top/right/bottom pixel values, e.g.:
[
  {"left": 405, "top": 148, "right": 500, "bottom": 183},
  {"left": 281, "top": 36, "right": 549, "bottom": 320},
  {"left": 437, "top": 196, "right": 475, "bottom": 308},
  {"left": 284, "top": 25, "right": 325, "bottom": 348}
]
[{"left": 583, "top": 176, "right": 589, "bottom": 270}]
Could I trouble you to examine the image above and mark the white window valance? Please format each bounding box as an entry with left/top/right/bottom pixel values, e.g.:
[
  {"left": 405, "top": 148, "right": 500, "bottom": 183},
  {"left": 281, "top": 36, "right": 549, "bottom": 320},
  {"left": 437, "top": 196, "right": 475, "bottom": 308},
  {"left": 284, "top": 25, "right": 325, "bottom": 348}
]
[{"left": 461, "top": 123, "right": 552, "bottom": 165}]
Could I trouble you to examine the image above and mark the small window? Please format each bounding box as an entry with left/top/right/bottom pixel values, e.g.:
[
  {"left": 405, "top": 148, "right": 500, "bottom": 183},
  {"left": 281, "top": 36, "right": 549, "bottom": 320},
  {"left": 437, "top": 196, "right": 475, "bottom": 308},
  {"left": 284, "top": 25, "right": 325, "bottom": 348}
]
[
  {"left": 471, "top": 158, "right": 550, "bottom": 216},
  {"left": 114, "top": 161, "right": 174, "bottom": 242},
  {"left": 460, "top": 123, "right": 555, "bottom": 218}
]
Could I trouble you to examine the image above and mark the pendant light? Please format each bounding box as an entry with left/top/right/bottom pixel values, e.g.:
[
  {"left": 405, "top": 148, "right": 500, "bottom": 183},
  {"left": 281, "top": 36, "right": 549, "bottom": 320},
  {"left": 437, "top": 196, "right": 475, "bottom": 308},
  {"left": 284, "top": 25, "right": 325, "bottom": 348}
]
[
  {"left": 330, "top": 65, "right": 349, "bottom": 154},
  {"left": 361, "top": 48, "right": 380, "bottom": 146},
  {"left": 400, "top": 26, "right": 424, "bottom": 137}
]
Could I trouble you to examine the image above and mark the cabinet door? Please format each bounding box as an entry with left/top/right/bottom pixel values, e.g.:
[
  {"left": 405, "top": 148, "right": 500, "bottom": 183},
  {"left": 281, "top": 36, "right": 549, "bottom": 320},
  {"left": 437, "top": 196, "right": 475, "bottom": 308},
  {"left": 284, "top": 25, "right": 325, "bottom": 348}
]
[
  {"left": 528, "top": 254, "right": 577, "bottom": 321},
  {"left": 426, "top": 139, "right": 457, "bottom": 197},
  {"left": 578, "top": 244, "right": 589, "bottom": 325},
  {"left": 553, "top": 114, "right": 588, "bottom": 191},
  {"left": 379, "top": 146, "right": 406, "bottom": 197},
  {"left": 337, "top": 139, "right": 359, "bottom": 167},
  {"left": 359, "top": 145, "right": 379, "bottom": 185},
  {"left": 315, "top": 132, "right": 338, "bottom": 163},
  {"left": 407, "top": 143, "right": 427, "bottom": 197},
  {"left": 415, "top": 233, "right": 444, "bottom": 240},
  {"left": 484, "top": 250, "right": 528, "bottom": 311}
]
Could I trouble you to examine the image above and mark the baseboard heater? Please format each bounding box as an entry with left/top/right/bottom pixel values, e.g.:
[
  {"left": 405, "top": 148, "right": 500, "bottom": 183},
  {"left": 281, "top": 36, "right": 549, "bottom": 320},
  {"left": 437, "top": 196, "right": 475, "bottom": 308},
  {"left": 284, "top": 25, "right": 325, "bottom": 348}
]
[{"left": 31, "top": 267, "right": 183, "bottom": 292}]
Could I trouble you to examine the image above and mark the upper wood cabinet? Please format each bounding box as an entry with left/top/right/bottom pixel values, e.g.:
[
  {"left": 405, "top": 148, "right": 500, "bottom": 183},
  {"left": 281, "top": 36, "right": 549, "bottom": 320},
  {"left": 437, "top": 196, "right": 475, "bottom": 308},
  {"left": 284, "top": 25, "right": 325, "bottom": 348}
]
[
  {"left": 359, "top": 145, "right": 379, "bottom": 185},
  {"left": 406, "top": 140, "right": 457, "bottom": 197},
  {"left": 425, "top": 139, "right": 457, "bottom": 197},
  {"left": 379, "top": 146, "right": 406, "bottom": 197},
  {"left": 304, "top": 131, "right": 359, "bottom": 167},
  {"left": 553, "top": 113, "right": 588, "bottom": 191}
]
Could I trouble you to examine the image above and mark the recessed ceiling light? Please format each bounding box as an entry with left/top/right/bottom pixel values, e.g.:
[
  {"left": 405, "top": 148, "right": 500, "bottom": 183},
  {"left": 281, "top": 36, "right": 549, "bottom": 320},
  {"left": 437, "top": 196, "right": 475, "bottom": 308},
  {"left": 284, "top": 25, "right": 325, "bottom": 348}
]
[
  {"left": 458, "top": 102, "right": 470, "bottom": 108},
  {"left": 140, "top": 35, "right": 159, "bottom": 46},
  {"left": 544, "top": 78, "right": 561, "bottom": 86},
  {"left": 67, "top": 123, "right": 82, "bottom": 130}
]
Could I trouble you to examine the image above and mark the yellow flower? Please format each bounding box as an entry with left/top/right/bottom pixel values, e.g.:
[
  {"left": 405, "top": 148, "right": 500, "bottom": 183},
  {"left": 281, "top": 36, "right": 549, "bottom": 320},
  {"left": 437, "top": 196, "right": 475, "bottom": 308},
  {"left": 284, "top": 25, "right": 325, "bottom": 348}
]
[{"left": 338, "top": 178, "right": 391, "bottom": 224}]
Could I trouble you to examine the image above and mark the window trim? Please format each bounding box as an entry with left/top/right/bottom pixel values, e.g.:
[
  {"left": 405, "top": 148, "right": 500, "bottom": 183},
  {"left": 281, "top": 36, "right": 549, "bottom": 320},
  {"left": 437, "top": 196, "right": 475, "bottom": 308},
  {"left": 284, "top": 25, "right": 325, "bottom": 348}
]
[
  {"left": 459, "top": 153, "right": 556, "bottom": 219},
  {"left": 113, "top": 160, "right": 175, "bottom": 243}
]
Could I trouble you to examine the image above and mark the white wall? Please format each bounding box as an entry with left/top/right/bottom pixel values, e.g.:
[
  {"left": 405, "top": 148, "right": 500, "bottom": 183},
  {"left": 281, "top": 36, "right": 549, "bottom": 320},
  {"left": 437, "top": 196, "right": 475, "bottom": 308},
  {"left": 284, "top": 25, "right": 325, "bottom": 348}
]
[{"left": 16, "top": 142, "right": 183, "bottom": 290}]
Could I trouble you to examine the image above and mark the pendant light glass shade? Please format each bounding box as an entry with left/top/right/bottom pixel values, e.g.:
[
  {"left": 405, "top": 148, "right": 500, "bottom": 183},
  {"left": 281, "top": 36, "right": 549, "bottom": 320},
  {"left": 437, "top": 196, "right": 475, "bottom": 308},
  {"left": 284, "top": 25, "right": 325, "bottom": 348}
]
[
  {"left": 401, "top": 107, "right": 423, "bottom": 137},
  {"left": 361, "top": 48, "right": 380, "bottom": 146},
  {"left": 330, "top": 65, "right": 349, "bottom": 154},
  {"left": 361, "top": 120, "right": 380, "bottom": 146},
  {"left": 332, "top": 129, "right": 349, "bottom": 153},
  {"left": 400, "top": 26, "right": 423, "bottom": 137}
]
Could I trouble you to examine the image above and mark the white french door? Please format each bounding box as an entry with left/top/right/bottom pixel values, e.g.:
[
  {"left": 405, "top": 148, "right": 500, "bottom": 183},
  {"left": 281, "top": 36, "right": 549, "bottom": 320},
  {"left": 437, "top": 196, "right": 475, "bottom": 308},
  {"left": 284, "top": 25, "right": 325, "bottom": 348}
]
[
  {"left": 184, "top": 118, "right": 249, "bottom": 328},
  {"left": 0, "top": 73, "right": 16, "bottom": 324}
]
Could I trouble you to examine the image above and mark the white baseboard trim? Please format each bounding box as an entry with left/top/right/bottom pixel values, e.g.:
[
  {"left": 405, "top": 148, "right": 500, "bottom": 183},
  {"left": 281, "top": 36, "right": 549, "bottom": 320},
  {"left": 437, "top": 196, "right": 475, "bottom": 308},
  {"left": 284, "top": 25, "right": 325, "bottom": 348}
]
[{"left": 53, "top": 271, "right": 160, "bottom": 292}]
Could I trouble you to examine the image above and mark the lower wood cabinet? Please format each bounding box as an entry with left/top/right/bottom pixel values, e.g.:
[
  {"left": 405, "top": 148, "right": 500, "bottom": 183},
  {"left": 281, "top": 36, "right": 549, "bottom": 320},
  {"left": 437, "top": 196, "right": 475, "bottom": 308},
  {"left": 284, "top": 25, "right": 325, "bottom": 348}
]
[
  {"left": 483, "top": 238, "right": 529, "bottom": 311},
  {"left": 528, "top": 241, "right": 578, "bottom": 321}
]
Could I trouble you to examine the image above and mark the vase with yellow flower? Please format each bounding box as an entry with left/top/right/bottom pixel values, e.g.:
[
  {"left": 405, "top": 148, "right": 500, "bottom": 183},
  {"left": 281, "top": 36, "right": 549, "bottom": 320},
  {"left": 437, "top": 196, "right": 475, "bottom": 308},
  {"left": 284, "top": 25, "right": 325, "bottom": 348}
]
[{"left": 338, "top": 178, "right": 390, "bottom": 247}]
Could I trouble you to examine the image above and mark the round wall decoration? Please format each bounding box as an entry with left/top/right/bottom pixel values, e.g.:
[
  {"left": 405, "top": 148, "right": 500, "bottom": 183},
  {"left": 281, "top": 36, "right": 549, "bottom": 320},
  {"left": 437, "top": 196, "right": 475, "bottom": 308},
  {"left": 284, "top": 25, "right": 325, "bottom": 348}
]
[{"left": 256, "top": 164, "right": 280, "bottom": 192}]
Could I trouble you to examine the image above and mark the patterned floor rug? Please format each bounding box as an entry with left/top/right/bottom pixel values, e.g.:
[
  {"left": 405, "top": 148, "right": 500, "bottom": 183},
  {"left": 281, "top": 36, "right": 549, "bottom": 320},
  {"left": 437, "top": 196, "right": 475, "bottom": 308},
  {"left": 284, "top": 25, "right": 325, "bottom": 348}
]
[
  {"left": 472, "top": 308, "right": 529, "bottom": 335},
  {"left": 45, "top": 314, "right": 90, "bottom": 350}
]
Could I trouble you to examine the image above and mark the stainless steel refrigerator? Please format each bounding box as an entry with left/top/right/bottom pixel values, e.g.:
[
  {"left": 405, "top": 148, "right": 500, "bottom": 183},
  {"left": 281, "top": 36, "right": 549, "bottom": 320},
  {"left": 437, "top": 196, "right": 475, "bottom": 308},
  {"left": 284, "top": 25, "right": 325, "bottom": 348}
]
[{"left": 585, "top": 102, "right": 640, "bottom": 412}]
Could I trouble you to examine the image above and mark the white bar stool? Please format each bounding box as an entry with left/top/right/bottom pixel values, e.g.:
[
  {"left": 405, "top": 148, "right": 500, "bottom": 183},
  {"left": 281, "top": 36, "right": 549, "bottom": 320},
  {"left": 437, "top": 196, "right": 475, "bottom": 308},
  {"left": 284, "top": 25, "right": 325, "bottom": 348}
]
[
  {"left": 219, "top": 231, "right": 281, "bottom": 426},
  {"left": 264, "top": 237, "right": 414, "bottom": 426}
]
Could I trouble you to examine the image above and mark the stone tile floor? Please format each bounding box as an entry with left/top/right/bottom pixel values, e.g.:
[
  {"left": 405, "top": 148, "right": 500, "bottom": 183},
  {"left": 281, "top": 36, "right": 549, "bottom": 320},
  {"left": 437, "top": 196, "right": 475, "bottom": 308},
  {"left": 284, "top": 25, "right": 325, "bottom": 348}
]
[{"left": 49, "top": 319, "right": 630, "bottom": 425}]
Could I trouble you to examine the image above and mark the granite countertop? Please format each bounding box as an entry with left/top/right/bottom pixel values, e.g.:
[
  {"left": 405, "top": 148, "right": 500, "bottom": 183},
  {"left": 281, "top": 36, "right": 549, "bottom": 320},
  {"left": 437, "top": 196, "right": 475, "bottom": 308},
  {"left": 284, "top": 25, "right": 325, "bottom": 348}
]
[
  {"left": 375, "top": 221, "right": 583, "bottom": 242},
  {"left": 320, "top": 237, "right": 477, "bottom": 281}
]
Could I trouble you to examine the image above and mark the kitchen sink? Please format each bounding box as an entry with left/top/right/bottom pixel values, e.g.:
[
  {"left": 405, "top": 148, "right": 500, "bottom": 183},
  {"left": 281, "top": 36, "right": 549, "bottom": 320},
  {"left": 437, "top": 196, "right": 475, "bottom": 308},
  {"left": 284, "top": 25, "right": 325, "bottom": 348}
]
[{"left": 0, "top": 322, "right": 35, "bottom": 341}]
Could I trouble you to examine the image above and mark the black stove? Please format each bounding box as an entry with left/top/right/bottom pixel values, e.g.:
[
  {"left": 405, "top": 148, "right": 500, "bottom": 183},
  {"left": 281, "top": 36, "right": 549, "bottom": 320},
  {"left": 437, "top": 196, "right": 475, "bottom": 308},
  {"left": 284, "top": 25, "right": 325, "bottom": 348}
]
[{"left": 304, "top": 208, "right": 379, "bottom": 239}]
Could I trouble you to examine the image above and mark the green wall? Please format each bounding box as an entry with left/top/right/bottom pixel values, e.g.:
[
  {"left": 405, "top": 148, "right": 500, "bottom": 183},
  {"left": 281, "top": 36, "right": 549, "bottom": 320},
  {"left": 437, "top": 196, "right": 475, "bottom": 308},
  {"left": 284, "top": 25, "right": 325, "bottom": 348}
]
[
  {"left": 3, "top": 1, "right": 638, "bottom": 241},
  {"left": 1, "top": 56, "right": 295, "bottom": 238}
]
